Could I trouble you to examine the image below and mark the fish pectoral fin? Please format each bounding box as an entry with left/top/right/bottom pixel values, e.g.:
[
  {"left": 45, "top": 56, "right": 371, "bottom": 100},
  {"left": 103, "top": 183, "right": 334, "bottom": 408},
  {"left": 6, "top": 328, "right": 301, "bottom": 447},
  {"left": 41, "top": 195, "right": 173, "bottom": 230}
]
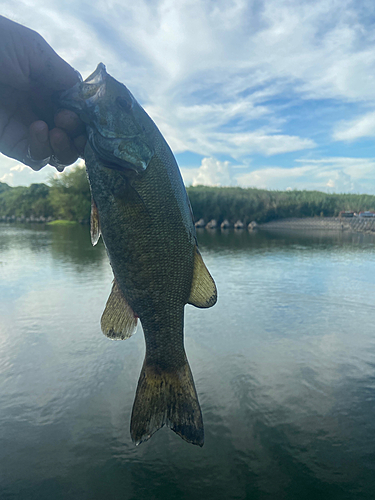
[
  {"left": 90, "top": 197, "right": 101, "bottom": 246},
  {"left": 188, "top": 246, "right": 217, "bottom": 308},
  {"left": 101, "top": 280, "right": 138, "bottom": 340}
]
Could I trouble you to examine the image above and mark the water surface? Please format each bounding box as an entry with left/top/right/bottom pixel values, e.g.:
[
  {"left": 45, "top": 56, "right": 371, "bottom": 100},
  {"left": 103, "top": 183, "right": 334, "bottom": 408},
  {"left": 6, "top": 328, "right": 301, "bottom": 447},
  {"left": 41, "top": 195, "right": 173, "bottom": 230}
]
[{"left": 1, "top": 224, "right": 375, "bottom": 499}]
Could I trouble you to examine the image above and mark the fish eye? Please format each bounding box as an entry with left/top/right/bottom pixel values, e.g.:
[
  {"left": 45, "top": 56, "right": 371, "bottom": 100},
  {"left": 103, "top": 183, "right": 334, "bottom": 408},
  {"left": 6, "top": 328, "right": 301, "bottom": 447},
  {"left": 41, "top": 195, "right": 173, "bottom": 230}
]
[{"left": 116, "top": 96, "right": 132, "bottom": 112}]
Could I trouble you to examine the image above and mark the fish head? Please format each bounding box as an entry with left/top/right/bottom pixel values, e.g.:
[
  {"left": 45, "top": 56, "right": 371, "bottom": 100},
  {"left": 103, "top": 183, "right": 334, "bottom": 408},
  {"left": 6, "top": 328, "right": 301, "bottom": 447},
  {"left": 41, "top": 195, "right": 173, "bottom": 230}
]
[{"left": 58, "top": 63, "right": 154, "bottom": 174}]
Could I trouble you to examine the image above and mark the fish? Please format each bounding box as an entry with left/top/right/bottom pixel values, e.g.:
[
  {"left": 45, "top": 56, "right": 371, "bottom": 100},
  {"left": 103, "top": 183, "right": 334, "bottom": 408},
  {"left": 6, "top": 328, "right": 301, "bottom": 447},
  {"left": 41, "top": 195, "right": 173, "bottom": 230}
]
[{"left": 58, "top": 64, "right": 217, "bottom": 446}]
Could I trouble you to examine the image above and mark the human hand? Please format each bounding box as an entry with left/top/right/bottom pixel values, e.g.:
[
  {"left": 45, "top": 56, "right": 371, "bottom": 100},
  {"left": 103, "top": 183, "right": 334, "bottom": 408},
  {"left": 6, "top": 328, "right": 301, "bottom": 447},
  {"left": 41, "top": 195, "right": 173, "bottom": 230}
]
[{"left": 0, "top": 16, "right": 86, "bottom": 171}]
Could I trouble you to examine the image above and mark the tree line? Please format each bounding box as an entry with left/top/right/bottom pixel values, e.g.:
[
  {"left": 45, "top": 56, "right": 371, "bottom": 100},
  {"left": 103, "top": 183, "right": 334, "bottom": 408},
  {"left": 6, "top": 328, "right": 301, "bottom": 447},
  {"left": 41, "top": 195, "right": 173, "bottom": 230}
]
[
  {"left": 186, "top": 186, "right": 375, "bottom": 224},
  {"left": 1, "top": 165, "right": 375, "bottom": 224},
  {"left": 0, "top": 166, "right": 91, "bottom": 223}
]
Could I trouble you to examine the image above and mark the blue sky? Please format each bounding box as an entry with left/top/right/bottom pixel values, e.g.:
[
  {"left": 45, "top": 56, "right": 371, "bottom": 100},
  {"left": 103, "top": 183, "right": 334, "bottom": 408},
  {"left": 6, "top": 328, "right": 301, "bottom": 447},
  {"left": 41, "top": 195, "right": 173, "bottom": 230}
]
[{"left": 2, "top": 0, "right": 375, "bottom": 192}]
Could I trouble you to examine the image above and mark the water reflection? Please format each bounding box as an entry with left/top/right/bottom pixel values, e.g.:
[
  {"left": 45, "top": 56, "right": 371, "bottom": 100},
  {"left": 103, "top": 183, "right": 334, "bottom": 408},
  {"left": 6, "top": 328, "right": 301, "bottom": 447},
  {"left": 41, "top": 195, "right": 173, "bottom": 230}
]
[
  {"left": 1, "top": 224, "right": 375, "bottom": 499},
  {"left": 0, "top": 222, "right": 107, "bottom": 263},
  {"left": 0, "top": 223, "right": 50, "bottom": 253},
  {"left": 48, "top": 223, "right": 106, "bottom": 269},
  {"left": 197, "top": 226, "right": 375, "bottom": 254}
]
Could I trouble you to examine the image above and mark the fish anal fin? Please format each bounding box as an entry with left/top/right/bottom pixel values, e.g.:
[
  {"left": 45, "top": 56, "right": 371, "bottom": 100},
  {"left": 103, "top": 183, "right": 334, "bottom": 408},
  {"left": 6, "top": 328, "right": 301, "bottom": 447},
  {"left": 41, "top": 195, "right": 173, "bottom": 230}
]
[
  {"left": 90, "top": 197, "right": 101, "bottom": 246},
  {"left": 188, "top": 246, "right": 217, "bottom": 308},
  {"left": 101, "top": 280, "right": 138, "bottom": 340}
]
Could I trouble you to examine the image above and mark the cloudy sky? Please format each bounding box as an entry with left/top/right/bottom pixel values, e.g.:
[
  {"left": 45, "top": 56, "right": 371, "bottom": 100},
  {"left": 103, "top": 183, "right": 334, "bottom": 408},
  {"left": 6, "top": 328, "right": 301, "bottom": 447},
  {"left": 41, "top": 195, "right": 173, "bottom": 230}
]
[{"left": 2, "top": 0, "right": 375, "bottom": 192}]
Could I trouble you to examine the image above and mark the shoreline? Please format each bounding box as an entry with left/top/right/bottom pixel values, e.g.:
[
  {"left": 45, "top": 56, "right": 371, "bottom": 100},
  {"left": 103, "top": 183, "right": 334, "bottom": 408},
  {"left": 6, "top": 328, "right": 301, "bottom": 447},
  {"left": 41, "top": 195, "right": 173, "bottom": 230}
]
[
  {"left": 259, "top": 217, "right": 375, "bottom": 233},
  {"left": 2, "top": 216, "right": 375, "bottom": 234},
  {"left": 197, "top": 217, "right": 375, "bottom": 234}
]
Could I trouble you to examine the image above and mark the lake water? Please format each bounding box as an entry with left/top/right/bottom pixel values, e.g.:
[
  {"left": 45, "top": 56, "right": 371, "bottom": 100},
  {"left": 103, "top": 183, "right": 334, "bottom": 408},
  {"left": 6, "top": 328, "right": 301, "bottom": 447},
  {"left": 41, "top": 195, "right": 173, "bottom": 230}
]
[{"left": 1, "top": 223, "right": 375, "bottom": 500}]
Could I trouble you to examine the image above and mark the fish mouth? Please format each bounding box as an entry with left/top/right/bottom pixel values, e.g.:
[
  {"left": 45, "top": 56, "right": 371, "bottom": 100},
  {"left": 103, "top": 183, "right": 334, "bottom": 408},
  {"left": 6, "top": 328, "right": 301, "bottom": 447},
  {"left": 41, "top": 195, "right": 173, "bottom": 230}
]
[
  {"left": 87, "top": 127, "right": 151, "bottom": 173},
  {"left": 80, "top": 63, "right": 108, "bottom": 104},
  {"left": 85, "top": 63, "right": 107, "bottom": 86},
  {"left": 80, "top": 64, "right": 133, "bottom": 111},
  {"left": 58, "top": 63, "right": 154, "bottom": 173},
  {"left": 57, "top": 63, "right": 108, "bottom": 117}
]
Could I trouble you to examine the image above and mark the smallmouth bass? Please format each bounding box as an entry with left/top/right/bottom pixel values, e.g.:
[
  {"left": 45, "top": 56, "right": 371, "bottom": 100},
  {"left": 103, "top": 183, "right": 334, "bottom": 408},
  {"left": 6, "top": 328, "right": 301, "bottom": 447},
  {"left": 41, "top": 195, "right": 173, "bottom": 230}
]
[{"left": 59, "top": 64, "right": 217, "bottom": 446}]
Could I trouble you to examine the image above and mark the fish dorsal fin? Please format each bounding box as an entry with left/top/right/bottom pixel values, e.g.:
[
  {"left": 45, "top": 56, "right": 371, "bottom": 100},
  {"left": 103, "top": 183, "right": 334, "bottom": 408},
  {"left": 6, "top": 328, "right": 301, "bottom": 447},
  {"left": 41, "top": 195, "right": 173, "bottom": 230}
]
[
  {"left": 101, "top": 280, "right": 138, "bottom": 340},
  {"left": 188, "top": 246, "right": 217, "bottom": 308},
  {"left": 90, "top": 198, "right": 101, "bottom": 246}
]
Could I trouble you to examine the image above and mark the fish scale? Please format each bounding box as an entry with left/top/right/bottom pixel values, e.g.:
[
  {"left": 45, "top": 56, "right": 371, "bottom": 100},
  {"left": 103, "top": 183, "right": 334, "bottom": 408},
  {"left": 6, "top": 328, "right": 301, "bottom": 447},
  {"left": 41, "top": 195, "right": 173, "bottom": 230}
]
[{"left": 58, "top": 63, "right": 217, "bottom": 446}]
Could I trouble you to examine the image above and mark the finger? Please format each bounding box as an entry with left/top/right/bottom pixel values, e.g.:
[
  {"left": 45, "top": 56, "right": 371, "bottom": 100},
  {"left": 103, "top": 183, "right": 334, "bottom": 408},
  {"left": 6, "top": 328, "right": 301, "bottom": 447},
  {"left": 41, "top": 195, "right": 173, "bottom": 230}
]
[
  {"left": 29, "top": 121, "right": 51, "bottom": 158},
  {"left": 28, "top": 120, "right": 52, "bottom": 164},
  {"left": 49, "top": 127, "right": 80, "bottom": 166},
  {"left": 73, "top": 134, "right": 87, "bottom": 157},
  {"left": 0, "top": 110, "right": 28, "bottom": 162},
  {"left": 54, "top": 109, "right": 86, "bottom": 138}
]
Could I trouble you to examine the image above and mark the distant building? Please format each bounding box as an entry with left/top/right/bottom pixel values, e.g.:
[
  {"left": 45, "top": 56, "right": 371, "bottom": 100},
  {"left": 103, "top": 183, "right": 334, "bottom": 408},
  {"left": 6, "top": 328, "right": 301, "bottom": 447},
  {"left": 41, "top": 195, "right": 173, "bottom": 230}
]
[{"left": 339, "top": 211, "right": 355, "bottom": 218}]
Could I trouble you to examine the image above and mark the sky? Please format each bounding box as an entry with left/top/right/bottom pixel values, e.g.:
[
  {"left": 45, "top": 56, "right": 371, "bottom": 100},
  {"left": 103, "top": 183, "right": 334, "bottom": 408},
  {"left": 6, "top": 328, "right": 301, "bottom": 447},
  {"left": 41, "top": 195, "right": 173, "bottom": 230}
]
[{"left": 2, "top": 0, "right": 375, "bottom": 193}]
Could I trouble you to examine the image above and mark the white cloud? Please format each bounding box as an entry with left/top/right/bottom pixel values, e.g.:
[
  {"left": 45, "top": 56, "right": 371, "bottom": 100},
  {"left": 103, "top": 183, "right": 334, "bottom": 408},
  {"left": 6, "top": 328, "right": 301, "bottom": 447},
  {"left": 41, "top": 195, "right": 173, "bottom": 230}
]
[
  {"left": 295, "top": 157, "right": 375, "bottom": 180},
  {"left": 163, "top": 127, "right": 316, "bottom": 157},
  {"left": 220, "top": 131, "right": 315, "bottom": 156},
  {"left": 236, "top": 156, "right": 375, "bottom": 193},
  {"left": 0, "top": 172, "right": 13, "bottom": 184},
  {"left": 181, "top": 155, "right": 373, "bottom": 192},
  {"left": 181, "top": 157, "right": 233, "bottom": 187},
  {"left": 10, "top": 164, "right": 28, "bottom": 172},
  {"left": 325, "top": 170, "right": 355, "bottom": 192},
  {"left": 6, "top": 3, "right": 371, "bottom": 125},
  {"left": 0, "top": 153, "right": 74, "bottom": 186},
  {"left": 192, "top": 158, "right": 231, "bottom": 187},
  {"left": 180, "top": 167, "right": 200, "bottom": 186},
  {"left": 333, "top": 111, "right": 375, "bottom": 141},
  {"left": 236, "top": 165, "right": 312, "bottom": 190},
  {"left": 3, "top": 0, "right": 375, "bottom": 188}
]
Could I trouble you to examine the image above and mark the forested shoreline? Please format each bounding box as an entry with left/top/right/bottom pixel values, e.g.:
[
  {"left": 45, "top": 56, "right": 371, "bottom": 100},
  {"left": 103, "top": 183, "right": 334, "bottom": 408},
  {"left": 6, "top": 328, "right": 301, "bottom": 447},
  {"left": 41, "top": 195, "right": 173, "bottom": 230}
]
[
  {"left": 0, "top": 166, "right": 91, "bottom": 224},
  {"left": 1, "top": 165, "right": 375, "bottom": 224}
]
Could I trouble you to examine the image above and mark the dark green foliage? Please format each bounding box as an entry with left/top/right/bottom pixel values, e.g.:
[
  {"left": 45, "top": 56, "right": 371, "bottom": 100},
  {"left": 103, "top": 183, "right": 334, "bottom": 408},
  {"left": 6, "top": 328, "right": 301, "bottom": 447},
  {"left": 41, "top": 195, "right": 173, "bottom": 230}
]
[
  {"left": 0, "top": 183, "right": 52, "bottom": 218},
  {"left": 0, "top": 182, "right": 11, "bottom": 194},
  {"left": 1, "top": 168, "right": 375, "bottom": 224},
  {"left": 49, "top": 165, "right": 91, "bottom": 223},
  {"left": 0, "top": 165, "right": 91, "bottom": 222},
  {"left": 186, "top": 185, "right": 375, "bottom": 224}
]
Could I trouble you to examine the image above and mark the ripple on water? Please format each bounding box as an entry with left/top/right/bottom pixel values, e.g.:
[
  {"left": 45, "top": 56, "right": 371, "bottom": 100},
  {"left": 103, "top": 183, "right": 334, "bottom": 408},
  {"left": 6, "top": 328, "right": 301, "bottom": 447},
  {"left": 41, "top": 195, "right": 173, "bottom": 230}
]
[{"left": 1, "top": 225, "right": 375, "bottom": 499}]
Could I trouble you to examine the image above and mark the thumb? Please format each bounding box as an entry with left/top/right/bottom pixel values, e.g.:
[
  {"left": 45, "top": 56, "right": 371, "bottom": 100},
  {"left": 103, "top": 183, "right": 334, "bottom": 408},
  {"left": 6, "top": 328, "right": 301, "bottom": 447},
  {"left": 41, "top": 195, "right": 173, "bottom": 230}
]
[
  {"left": 0, "top": 16, "right": 80, "bottom": 92},
  {"left": 27, "top": 31, "right": 80, "bottom": 92}
]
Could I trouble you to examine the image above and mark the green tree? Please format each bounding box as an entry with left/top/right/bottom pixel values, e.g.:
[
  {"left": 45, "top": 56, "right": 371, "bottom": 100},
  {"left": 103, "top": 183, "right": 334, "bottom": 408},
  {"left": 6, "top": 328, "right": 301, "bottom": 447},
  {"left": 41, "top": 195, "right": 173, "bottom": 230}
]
[
  {"left": 0, "top": 183, "right": 52, "bottom": 218},
  {"left": 48, "top": 165, "right": 91, "bottom": 223}
]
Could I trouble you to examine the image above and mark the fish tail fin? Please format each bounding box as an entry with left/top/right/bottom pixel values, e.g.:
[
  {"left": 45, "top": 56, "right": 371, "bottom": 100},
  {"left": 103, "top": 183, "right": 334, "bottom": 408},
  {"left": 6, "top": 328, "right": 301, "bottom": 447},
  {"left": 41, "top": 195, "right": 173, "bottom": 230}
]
[{"left": 130, "top": 358, "right": 204, "bottom": 447}]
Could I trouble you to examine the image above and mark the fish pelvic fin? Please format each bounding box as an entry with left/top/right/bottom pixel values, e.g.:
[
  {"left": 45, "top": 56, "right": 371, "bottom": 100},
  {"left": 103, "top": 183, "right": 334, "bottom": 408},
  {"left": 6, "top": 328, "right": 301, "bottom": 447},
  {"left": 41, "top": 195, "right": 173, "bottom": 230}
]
[
  {"left": 188, "top": 246, "right": 217, "bottom": 308},
  {"left": 130, "top": 359, "right": 204, "bottom": 447},
  {"left": 90, "top": 197, "right": 101, "bottom": 246},
  {"left": 101, "top": 280, "right": 138, "bottom": 340}
]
